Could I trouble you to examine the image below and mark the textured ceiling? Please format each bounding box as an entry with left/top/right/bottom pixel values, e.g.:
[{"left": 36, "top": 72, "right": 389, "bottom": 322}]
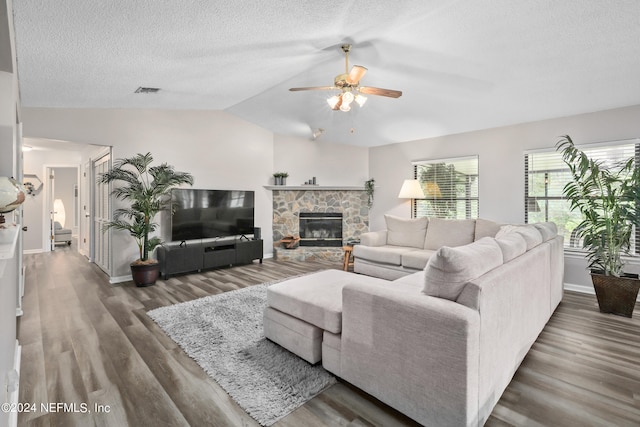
[{"left": 12, "top": 0, "right": 640, "bottom": 147}]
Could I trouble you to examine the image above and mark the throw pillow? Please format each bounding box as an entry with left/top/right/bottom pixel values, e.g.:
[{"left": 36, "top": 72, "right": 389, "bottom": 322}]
[
  {"left": 474, "top": 218, "right": 502, "bottom": 240},
  {"left": 495, "top": 232, "right": 527, "bottom": 263},
  {"left": 385, "top": 214, "right": 428, "bottom": 248},
  {"left": 533, "top": 222, "right": 558, "bottom": 241},
  {"left": 424, "top": 218, "right": 476, "bottom": 250},
  {"left": 495, "top": 224, "right": 543, "bottom": 250},
  {"left": 423, "top": 237, "right": 504, "bottom": 301}
]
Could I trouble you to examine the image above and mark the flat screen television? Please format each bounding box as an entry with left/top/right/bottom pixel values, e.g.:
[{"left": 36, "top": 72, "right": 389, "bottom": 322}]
[{"left": 171, "top": 189, "right": 255, "bottom": 241}]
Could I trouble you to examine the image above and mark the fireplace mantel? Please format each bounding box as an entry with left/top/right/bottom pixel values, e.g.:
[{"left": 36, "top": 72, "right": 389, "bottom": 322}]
[{"left": 264, "top": 185, "right": 364, "bottom": 191}]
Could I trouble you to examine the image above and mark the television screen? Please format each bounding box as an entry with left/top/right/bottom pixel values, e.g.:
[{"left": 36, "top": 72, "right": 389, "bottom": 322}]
[{"left": 171, "top": 189, "right": 255, "bottom": 241}]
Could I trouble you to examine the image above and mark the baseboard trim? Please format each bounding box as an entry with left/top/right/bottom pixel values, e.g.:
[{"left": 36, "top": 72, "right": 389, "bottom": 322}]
[
  {"left": 109, "top": 275, "right": 132, "bottom": 284},
  {"left": 564, "top": 282, "right": 594, "bottom": 295},
  {"left": 22, "top": 249, "right": 44, "bottom": 255}
]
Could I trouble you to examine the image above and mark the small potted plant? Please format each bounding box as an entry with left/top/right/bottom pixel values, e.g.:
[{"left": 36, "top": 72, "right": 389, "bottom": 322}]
[
  {"left": 557, "top": 135, "right": 640, "bottom": 317},
  {"left": 273, "top": 172, "right": 289, "bottom": 186},
  {"left": 99, "top": 153, "right": 193, "bottom": 287}
]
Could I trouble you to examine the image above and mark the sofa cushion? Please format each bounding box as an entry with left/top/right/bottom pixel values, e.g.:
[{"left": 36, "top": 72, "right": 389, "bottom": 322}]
[
  {"left": 385, "top": 214, "right": 428, "bottom": 248},
  {"left": 474, "top": 218, "right": 502, "bottom": 240},
  {"left": 423, "top": 237, "right": 504, "bottom": 301},
  {"left": 424, "top": 218, "right": 476, "bottom": 250},
  {"left": 267, "top": 269, "right": 391, "bottom": 334},
  {"left": 495, "top": 232, "right": 527, "bottom": 263},
  {"left": 401, "top": 249, "right": 437, "bottom": 270},
  {"left": 353, "top": 244, "right": 414, "bottom": 266},
  {"left": 496, "top": 224, "right": 543, "bottom": 250},
  {"left": 392, "top": 271, "right": 426, "bottom": 292},
  {"left": 360, "top": 230, "right": 388, "bottom": 247},
  {"left": 533, "top": 222, "right": 558, "bottom": 241}
]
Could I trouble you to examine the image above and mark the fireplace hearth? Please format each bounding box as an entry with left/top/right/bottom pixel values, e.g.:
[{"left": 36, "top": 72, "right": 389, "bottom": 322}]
[{"left": 299, "top": 212, "right": 342, "bottom": 247}]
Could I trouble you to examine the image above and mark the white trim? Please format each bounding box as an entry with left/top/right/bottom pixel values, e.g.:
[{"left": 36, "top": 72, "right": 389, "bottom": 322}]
[
  {"left": 8, "top": 341, "right": 21, "bottom": 427},
  {"left": 264, "top": 186, "right": 364, "bottom": 191},
  {"left": 109, "top": 274, "right": 132, "bottom": 284},
  {"left": 524, "top": 137, "right": 640, "bottom": 155},
  {"left": 22, "top": 248, "right": 44, "bottom": 255},
  {"left": 411, "top": 154, "right": 478, "bottom": 165},
  {"left": 564, "top": 282, "right": 595, "bottom": 295}
]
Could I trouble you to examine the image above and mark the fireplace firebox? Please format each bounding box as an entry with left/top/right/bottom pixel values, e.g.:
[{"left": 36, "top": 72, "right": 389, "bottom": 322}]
[{"left": 299, "top": 212, "right": 343, "bottom": 247}]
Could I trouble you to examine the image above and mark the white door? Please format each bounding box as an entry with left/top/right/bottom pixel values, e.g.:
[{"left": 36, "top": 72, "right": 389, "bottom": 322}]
[
  {"left": 80, "top": 161, "right": 91, "bottom": 259},
  {"left": 93, "top": 154, "right": 111, "bottom": 273}
]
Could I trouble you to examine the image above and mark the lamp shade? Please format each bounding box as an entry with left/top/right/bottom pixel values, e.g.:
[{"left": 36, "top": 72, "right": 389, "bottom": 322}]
[{"left": 398, "top": 179, "right": 425, "bottom": 199}]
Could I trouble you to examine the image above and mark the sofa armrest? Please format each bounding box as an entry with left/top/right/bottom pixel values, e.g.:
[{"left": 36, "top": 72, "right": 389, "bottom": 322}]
[
  {"left": 359, "top": 230, "right": 387, "bottom": 246},
  {"left": 340, "top": 282, "right": 480, "bottom": 427}
]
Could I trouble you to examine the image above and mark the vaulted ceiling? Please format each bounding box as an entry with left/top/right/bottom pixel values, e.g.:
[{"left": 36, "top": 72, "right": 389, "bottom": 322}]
[{"left": 12, "top": 0, "right": 640, "bottom": 147}]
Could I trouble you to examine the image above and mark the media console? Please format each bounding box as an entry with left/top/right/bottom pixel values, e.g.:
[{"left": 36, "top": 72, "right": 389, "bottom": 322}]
[{"left": 157, "top": 238, "right": 263, "bottom": 279}]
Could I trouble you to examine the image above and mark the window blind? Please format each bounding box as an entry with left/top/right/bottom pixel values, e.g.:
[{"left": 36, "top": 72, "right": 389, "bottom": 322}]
[
  {"left": 524, "top": 139, "right": 639, "bottom": 252},
  {"left": 412, "top": 155, "right": 479, "bottom": 219}
]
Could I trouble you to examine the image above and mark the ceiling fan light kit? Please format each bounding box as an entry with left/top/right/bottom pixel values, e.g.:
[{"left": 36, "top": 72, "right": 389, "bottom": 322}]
[{"left": 290, "top": 44, "right": 401, "bottom": 113}]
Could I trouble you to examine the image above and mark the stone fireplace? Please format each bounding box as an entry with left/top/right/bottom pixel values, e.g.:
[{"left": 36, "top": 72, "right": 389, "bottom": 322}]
[{"left": 270, "top": 187, "right": 368, "bottom": 261}]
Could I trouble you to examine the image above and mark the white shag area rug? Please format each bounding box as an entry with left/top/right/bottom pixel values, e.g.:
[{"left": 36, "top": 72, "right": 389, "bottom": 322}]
[{"left": 147, "top": 281, "right": 336, "bottom": 426}]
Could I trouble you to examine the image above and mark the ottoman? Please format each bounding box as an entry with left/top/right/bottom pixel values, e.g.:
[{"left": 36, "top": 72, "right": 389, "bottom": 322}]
[{"left": 263, "top": 269, "right": 389, "bottom": 364}]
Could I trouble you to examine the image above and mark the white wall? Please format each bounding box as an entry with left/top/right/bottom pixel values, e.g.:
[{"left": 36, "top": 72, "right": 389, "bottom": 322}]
[
  {"left": 0, "top": 68, "right": 18, "bottom": 427},
  {"left": 22, "top": 146, "right": 81, "bottom": 252},
  {"left": 0, "top": 1, "right": 19, "bottom": 425},
  {"left": 22, "top": 108, "right": 277, "bottom": 277},
  {"left": 369, "top": 104, "right": 640, "bottom": 292},
  {"left": 22, "top": 110, "right": 373, "bottom": 279},
  {"left": 273, "top": 134, "right": 369, "bottom": 186}
]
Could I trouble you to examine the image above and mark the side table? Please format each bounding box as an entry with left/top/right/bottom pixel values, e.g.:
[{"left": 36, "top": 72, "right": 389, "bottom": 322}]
[{"left": 342, "top": 245, "right": 354, "bottom": 271}]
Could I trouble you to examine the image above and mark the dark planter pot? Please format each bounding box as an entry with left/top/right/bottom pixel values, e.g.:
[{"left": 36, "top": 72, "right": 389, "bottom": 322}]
[
  {"left": 590, "top": 272, "right": 640, "bottom": 318},
  {"left": 131, "top": 261, "right": 160, "bottom": 287}
]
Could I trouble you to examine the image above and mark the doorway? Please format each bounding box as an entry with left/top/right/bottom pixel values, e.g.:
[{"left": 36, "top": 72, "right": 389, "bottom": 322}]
[{"left": 48, "top": 166, "right": 79, "bottom": 251}]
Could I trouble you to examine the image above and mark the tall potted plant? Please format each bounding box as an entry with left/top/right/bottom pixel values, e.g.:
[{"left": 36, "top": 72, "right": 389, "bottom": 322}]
[
  {"left": 100, "top": 153, "right": 193, "bottom": 287},
  {"left": 557, "top": 135, "right": 640, "bottom": 317}
]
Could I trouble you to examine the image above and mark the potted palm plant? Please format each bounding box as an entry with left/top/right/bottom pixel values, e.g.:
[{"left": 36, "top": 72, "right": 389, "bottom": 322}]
[
  {"left": 557, "top": 135, "right": 640, "bottom": 317},
  {"left": 100, "top": 153, "right": 193, "bottom": 287}
]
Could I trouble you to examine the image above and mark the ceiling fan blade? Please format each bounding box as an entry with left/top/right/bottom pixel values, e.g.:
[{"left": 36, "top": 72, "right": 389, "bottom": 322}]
[
  {"left": 289, "top": 86, "right": 337, "bottom": 92},
  {"left": 347, "top": 65, "right": 368, "bottom": 85},
  {"left": 359, "top": 86, "right": 403, "bottom": 98}
]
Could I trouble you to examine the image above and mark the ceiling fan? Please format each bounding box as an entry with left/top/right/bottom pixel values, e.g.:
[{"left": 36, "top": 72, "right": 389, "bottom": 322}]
[{"left": 289, "top": 44, "right": 402, "bottom": 112}]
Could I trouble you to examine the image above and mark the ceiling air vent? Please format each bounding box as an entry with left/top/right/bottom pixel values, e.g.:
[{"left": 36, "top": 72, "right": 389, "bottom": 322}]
[{"left": 134, "top": 87, "right": 160, "bottom": 94}]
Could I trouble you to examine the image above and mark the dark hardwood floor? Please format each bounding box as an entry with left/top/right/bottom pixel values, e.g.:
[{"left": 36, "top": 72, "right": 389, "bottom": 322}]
[{"left": 17, "top": 245, "right": 640, "bottom": 426}]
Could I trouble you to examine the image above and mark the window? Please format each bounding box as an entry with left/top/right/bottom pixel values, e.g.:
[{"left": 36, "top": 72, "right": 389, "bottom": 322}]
[
  {"left": 413, "top": 156, "right": 479, "bottom": 219},
  {"left": 525, "top": 139, "right": 640, "bottom": 252}
]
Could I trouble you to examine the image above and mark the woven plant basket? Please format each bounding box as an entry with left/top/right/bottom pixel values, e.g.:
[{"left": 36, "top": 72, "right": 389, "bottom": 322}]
[{"left": 590, "top": 273, "right": 640, "bottom": 318}]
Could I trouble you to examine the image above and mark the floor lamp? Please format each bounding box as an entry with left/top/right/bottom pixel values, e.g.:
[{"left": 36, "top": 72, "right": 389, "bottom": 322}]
[{"left": 398, "top": 179, "right": 425, "bottom": 218}]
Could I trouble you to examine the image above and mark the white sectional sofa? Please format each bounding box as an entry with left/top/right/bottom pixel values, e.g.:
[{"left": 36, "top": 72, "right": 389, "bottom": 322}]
[
  {"left": 353, "top": 215, "right": 504, "bottom": 280},
  {"left": 264, "top": 217, "right": 564, "bottom": 426}
]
